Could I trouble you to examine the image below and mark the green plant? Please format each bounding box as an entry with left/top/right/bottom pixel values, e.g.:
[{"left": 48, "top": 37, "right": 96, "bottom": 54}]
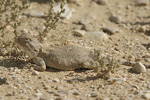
[{"left": 91, "top": 49, "right": 120, "bottom": 79}]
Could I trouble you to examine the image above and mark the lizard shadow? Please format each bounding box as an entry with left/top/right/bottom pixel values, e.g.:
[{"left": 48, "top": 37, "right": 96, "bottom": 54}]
[
  {"left": 65, "top": 69, "right": 100, "bottom": 83},
  {"left": 0, "top": 58, "right": 26, "bottom": 69},
  {"left": 141, "top": 43, "right": 150, "bottom": 49},
  {"left": 66, "top": 76, "right": 100, "bottom": 83},
  {"left": 30, "top": 0, "right": 49, "bottom": 3},
  {"left": 46, "top": 68, "right": 91, "bottom": 73}
]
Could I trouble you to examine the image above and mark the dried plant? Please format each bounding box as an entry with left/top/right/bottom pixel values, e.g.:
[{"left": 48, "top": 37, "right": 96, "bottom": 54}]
[
  {"left": 0, "top": 0, "right": 30, "bottom": 56},
  {"left": 0, "top": 0, "right": 29, "bottom": 37},
  {"left": 38, "top": 0, "right": 66, "bottom": 42},
  {"left": 0, "top": 0, "right": 66, "bottom": 55},
  {"left": 91, "top": 49, "right": 120, "bottom": 79}
]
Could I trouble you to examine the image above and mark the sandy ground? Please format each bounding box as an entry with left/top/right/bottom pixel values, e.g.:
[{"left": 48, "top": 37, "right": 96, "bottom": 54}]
[{"left": 0, "top": 0, "right": 150, "bottom": 100}]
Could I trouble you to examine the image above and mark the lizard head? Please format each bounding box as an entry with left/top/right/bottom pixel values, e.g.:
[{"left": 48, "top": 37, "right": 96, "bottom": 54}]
[{"left": 16, "top": 33, "right": 42, "bottom": 58}]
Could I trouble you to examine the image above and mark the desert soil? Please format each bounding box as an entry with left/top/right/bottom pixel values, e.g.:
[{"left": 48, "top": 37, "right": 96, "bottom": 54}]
[{"left": 0, "top": 0, "right": 150, "bottom": 100}]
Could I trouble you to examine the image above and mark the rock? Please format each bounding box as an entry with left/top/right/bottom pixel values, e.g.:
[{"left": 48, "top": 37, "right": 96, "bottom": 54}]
[
  {"left": 35, "top": 93, "right": 42, "bottom": 97},
  {"left": 91, "top": 92, "right": 98, "bottom": 97},
  {"left": 22, "top": 10, "right": 44, "bottom": 17},
  {"left": 107, "top": 78, "right": 126, "bottom": 83},
  {"left": 96, "top": 0, "right": 108, "bottom": 5},
  {"left": 142, "top": 93, "right": 150, "bottom": 99},
  {"left": 73, "top": 91, "right": 81, "bottom": 95},
  {"left": 52, "top": 78, "right": 60, "bottom": 83},
  {"left": 109, "top": 15, "right": 122, "bottom": 24},
  {"left": 138, "top": 26, "right": 146, "bottom": 32},
  {"left": 55, "top": 97, "right": 63, "bottom": 100},
  {"left": 82, "top": 23, "right": 93, "bottom": 31},
  {"left": 68, "top": 0, "right": 81, "bottom": 6},
  {"left": 135, "top": 0, "right": 149, "bottom": 6},
  {"left": 133, "top": 62, "right": 146, "bottom": 73},
  {"left": 32, "top": 71, "right": 39, "bottom": 75},
  {"left": 0, "top": 96, "right": 4, "bottom": 100},
  {"left": 0, "top": 77, "right": 7, "bottom": 85},
  {"left": 73, "top": 30, "right": 86, "bottom": 37},
  {"left": 87, "top": 31, "right": 108, "bottom": 41},
  {"left": 54, "top": 4, "right": 73, "bottom": 20},
  {"left": 57, "top": 90, "right": 68, "bottom": 95},
  {"left": 101, "top": 27, "right": 119, "bottom": 35}
]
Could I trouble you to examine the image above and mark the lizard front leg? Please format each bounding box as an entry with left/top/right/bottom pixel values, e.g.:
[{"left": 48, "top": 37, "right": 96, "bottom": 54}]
[{"left": 33, "top": 57, "right": 46, "bottom": 71}]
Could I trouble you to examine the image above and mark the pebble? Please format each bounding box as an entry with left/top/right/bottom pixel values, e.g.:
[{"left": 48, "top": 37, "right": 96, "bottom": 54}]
[
  {"left": 138, "top": 26, "right": 146, "bottom": 32},
  {"left": 107, "top": 78, "right": 126, "bottom": 82},
  {"left": 35, "top": 92, "right": 42, "bottom": 97},
  {"left": 101, "top": 27, "right": 119, "bottom": 35},
  {"left": 52, "top": 78, "right": 60, "bottom": 83},
  {"left": 0, "top": 96, "right": 4, "bottom": 100},
  {"left": 73, "top": 30, "right": 86, "bottom": 37},
  {"left": 22, "top": 10, "right": 44, "bottom": 17},
  {"left": 91, "top": 92, "right": 98, "bottom": 97},
  {"left": 73, "top": 91, "right": 81, "bottom": 95},
  {"left": 32, "top": 71, "right": 39, "bottom": 75},
  {"left": 68, "top": 0, "right": 81, "bottom": 6},
  {"left": 142, "top": 93, "right": 150, "bottom": 99},
  {"left": 54, "top": 4, "right": 73, "bottom": 20},
  {"left": 135, "top": 0, "right": 149, "bottom": 6},
  {"left": 109, "top": 15, "right": 122, "bottom": 24},
  {"left": 82, "top": 23, "right": 93, "bottom": 31},
  {"left": 133, "top": 62, "right": 146, "bottom": 73},
  {"left": 96, "top": 0, "right": 108, "bottom": 5},
  {"left": 0, "top": 77, "right": 7, "bottom": 85},
  {"left": 57, "top": 90, "right": 68, "bottom": 95},
  {"left": 87, "top": 31, "right": 108, "bottom": 41},
  {"left": 55, "top": 97, "right": 63, "bottom": 100}
]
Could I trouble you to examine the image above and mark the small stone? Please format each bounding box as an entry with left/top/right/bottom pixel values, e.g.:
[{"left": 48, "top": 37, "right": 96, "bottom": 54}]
[
  {"left": 54, "top": 4, "right": 73, "bottom": 20},
  {"left": 96, "top": 0, "right": 108, "bottom": 5},
  {"left": 142, "top": 93, "right": 150, "bottom": 99},
  {"left": 68, "top": 0, "right": 81, "bottom": 6},
  {"left": 47, "top": 90, "right": 54, "bottom": 94},
  {"left": 6, "top": 91, "right": 15, "bottom": 96},
  {"left": 133, "top": 62, "right": 146, "bottom": 73},
  {"left": 135, "top": 0, "right": 149, "bottom": 6},
  {"left": 138, "top": 26, "right": 146, "bottom": 32},
  {"left": 73, "top": 30, "right": 86, "bottom": 37},
  {"left": 82, "top": 23, "right": 93, "bottom": 31},
  {"left": 52, "top": 78, "right": 60, "bottom": 83},
  {"left": 55, "top": 97, "right": 63, "bottom": 100},
  {"left": 91, "top": 92, "right": 98, "bottom": 97},
  {"left": 0, "top": 96, "right": 4, "bottom": 100},
  {"left": 87, "top": 31, "right": 108, "bottom": 41},
  {"left": 32, "top": 71, "right": 39, "bottom": 75},
  {"left": 0, "top": 77, "right": 7, "bottom": 85},
  {"left": 73, "top": 91, "right": 81, "bottom": 95},
  {"left": 101, "top": 27, "right": 119, "bottom": 35},
  {"left": 107, "top": 78, "right": 126, "bottom": 82},
  {"left": 109, "top": 15, "right": 122, "bottom": 24},
  {"left": 22, "top": 10, "right": 44, "bottom": 17},
  {"left": 35, "top": 93, "right": 42, "bottom": 97},
  {"left": 57, "top": 90, "right": 68, "bottom": 95}
]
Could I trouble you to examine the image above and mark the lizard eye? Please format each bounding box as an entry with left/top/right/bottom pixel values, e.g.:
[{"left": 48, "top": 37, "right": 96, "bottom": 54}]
[{"left": 25, "top": 38, "right": 31, "bottom": 42}]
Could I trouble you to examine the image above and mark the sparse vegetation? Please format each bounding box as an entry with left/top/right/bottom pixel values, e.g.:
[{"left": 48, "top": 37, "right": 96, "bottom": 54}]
[
  {"left": 91, "top": 49, "right": 120, "bottom": 79},
  {"left": 0, "top": 0, "right": 30, "bottom": 55},
  {"left": 38, "top": 0, "right": 66, "bottom": 42},
  {"left": 0, "top": 0, "right": 66, "bottom": 55}
]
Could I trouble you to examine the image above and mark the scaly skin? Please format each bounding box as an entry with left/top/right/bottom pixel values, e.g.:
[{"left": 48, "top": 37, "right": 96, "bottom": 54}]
[{"left": 16, "top": 33, "right": 94, "bottom": 71}]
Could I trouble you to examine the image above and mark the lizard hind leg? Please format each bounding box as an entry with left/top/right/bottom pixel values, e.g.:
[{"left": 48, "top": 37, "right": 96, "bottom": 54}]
[{"left": 33, "top": 57, "right": 46, "bottom": 71}]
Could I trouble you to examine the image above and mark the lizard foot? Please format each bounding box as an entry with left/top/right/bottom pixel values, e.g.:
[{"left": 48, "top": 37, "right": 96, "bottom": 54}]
[{"left": 33, "top": 57, "right": 46, "bottom": 71}]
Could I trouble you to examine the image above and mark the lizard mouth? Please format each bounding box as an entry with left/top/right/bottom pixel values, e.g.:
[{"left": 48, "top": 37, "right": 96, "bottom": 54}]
[{"left": 16, "top": 33, "right": 41, "bottom": 58}]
